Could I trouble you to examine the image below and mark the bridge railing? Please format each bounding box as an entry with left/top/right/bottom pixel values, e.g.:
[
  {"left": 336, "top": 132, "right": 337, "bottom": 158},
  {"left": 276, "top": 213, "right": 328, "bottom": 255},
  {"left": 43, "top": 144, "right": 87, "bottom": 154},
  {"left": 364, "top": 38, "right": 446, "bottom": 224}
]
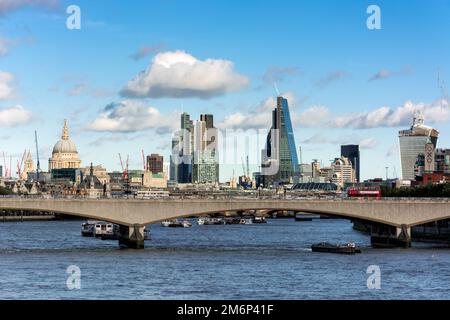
[{"left": 1, "top": 194, "right": 450, "bottom": 202}]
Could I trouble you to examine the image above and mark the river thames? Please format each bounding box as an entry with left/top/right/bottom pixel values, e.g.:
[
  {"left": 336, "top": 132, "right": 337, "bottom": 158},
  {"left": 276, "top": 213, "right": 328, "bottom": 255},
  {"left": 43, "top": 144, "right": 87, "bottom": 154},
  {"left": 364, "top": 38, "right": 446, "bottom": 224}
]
[{"left": 0, "top": 218, "right": 449, "bottom": 300}]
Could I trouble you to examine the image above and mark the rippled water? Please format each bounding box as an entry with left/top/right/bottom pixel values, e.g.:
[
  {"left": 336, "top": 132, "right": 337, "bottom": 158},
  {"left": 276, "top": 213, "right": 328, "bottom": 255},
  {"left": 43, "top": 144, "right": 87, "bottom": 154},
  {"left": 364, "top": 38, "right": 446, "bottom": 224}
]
[{"left": 0, "top": 218, "right": 449, "bottom": 300}]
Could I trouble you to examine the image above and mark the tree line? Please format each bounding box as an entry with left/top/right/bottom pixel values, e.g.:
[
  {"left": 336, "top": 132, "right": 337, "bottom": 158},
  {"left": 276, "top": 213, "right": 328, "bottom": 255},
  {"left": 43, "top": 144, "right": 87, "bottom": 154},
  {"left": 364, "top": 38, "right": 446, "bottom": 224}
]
[{"left": 381, "top": 183, "right": 450, "bottom": 198}]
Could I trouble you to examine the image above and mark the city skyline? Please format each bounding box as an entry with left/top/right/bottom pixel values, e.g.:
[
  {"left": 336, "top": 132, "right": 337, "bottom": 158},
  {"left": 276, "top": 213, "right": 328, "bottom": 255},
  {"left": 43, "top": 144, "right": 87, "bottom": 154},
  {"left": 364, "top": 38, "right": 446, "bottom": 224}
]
[{"left": 1, "top": 0, "right": 450, "bottom": 181}]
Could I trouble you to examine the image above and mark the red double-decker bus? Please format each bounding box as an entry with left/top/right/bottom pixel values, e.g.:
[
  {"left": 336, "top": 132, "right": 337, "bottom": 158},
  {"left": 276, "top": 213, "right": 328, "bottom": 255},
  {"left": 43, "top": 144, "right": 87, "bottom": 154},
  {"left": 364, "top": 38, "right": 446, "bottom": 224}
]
[{"left": 347, "top": 186, "right": 382, "bottom": 199}]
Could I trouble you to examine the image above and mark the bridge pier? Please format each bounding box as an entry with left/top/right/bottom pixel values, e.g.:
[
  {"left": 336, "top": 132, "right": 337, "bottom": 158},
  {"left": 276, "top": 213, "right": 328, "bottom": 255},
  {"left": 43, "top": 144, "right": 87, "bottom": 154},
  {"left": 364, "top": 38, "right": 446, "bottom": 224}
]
[
  {"left": 370, "top": 224, "right": 411, "bottom": 248},
  {"left": 118, "top": 224, "right": 145, "bottom": 249}
]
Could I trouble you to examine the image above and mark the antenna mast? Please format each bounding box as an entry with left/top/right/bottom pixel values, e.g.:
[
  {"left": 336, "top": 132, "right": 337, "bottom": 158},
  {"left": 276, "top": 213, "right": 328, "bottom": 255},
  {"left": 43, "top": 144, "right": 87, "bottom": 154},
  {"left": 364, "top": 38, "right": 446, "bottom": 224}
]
[
  {"left": 273, "top": 82, "right": 280, "bottom": 96},
  {"left": 438, "top": 71, "right": 449, "bottom": 102}
]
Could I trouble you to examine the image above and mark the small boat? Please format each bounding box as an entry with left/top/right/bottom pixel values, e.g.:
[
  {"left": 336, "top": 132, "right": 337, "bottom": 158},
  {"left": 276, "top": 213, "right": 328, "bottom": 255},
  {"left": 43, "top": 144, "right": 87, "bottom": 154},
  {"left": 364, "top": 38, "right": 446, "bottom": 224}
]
[
  {"left": 295, "top": 212, "right": 320, "bottom": 221},
  {"left": 162, "top": 219, "right": 192, "bottom": 228},
  {"left": 181, "top": 220, "right": 192, "bottom": 228},
  {"left": 253, "top": 216, "right": 267, "bottom": 224},
  {"left": 94, "top": 222, "right": 116, "bottom": 238},
  {"left": 311, "top": 242, "right": 361, "bottom": 254},
  {"left": 81, "top": 221, "right": 96, "bottom": 237},
  {"left": 199, "top": 217, "right": 225, "bottom": 225},
  {"left": 161, "top": 220, "right": 172, "bottom": 227},
  {"left": 239, "top": 218, "right": 253, "bottom": 225},
  {"left": 100, "top": 224, "right": 120, "bottom": 240},
  {"left": 224, "top": 217, "right": 241, "bottom": 224}
]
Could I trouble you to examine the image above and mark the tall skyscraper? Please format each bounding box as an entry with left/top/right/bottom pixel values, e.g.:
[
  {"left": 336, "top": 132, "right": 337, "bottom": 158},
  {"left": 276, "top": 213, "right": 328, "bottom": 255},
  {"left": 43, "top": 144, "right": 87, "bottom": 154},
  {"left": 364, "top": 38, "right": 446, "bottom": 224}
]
[
  {"left": 174, "top": 112, "right": 194, "bottom": 183},
  {"left": 341, "top": 145, "right": 360, "bottom": 182},
  {"left": 0, "top": 165, "right": 3, "bottom": 178},
  {"left": 261, "top": 96, "right": 299, "bottom": 186},
  {"left": 399, "top": 113, "right": 439, "bottom": 180},
  {"left": 170, "top": 112, "right": 219, "bottom": 184},
  {"left": 200, "top": 114, "right": 214, "bottom": 129},
  {"left": 193, "top": 115, "right": 219, "bottom": 184}
]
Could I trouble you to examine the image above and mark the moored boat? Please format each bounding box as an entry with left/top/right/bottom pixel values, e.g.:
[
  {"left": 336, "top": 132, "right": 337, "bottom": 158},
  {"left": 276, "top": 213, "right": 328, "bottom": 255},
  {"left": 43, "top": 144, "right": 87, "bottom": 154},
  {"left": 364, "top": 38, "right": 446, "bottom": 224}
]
[
  {"left": 239, "top": 218, "right": 253, "bottom": 225},
  {"left": 94, "top": 222, "right": 117, "bottom": 238},
  {"left": 81, "top": 221, "right": 96, "bottom": 237},
  {"left": 311, "top": 242, "right": 361, "bottom": 254},
  {"left": 181, "top": 220, "right": 192, "bottom": 228},
  {"left": 162, "top": 219, "right": 192, "bottom": 228},
  {"left": 253, "top": 216, "right": 267, "bottom": 224},
  {"left": 198, "top": 217, "right": 225, "bottom": 225}
]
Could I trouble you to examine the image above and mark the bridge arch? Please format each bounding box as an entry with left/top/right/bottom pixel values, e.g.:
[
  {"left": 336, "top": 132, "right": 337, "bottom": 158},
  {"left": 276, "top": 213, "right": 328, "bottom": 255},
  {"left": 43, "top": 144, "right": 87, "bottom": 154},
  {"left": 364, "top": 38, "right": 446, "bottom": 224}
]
[{"left": 139, "top": 207, "right": 399, "bottom": 227}]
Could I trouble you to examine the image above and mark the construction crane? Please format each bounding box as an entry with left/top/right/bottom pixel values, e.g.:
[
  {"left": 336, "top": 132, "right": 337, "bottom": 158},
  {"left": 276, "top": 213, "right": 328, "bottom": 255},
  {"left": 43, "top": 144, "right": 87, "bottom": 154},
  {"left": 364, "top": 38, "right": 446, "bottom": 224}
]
[
  {"left": 16, "top": 150, "right": 26, "bottom": 178},
  {"left": 35, "top": 130, "right": 41, "bottom": 182},
  {"left": 2, "top": 151, "right": 7, "bottom": 178},
  {"left": 118, "top": 153, "right": 130, "bottom": 194},
  {"left": 118, "top": 153, "right": 127, "bottom": 179}
]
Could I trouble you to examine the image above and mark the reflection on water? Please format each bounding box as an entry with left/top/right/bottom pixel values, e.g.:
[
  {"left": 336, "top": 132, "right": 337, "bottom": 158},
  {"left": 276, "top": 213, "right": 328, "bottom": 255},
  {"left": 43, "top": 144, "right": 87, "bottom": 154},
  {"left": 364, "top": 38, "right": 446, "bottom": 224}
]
[{"left": 1, "top": 219, "right": 450, "bottom": 299}]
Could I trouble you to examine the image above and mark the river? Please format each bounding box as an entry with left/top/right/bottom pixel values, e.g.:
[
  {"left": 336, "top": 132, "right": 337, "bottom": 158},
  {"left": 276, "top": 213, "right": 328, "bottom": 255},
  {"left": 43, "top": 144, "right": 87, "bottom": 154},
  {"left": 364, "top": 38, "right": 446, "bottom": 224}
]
[{"left": 0, "top": 218, "right": 449, "bottom": 299}]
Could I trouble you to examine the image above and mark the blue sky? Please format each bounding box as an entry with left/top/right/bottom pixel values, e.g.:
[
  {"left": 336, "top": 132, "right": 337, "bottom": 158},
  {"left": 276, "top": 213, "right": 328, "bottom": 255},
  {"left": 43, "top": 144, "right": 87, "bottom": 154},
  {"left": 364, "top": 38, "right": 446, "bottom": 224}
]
[{"left": 0, "top": 0, "right": 449, "bottom": 181}]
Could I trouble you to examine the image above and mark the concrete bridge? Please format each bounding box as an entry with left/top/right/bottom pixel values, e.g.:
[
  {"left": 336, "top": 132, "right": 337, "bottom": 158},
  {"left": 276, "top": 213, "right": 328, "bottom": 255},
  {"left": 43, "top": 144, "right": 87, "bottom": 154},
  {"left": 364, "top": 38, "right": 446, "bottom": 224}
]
[{"left": 1, "top": 198, "right": 450, "bottom": 248}]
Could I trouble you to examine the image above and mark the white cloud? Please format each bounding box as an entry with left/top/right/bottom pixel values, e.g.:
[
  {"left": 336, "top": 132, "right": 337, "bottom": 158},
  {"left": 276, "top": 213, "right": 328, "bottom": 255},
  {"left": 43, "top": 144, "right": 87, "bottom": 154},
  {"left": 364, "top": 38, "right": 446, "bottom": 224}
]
[
  {"left": 369, "top": 66, "right": 413, "bottom": 81},
  {"left": 0, "top": 37, "right": 8, "bottom": 55},
  {"left": 121, "top": 50, "right": 249, "bottom": 99},
  {"left": 130, "top": 43, "right": 166, "bottom": 61},
  {"left": 293, "top": 105, "right": 331, "bottom": 127},
  {"left": 330, "top": 99, "right": 450, "bottom": 129},
  {"left": 262, "top": 66, "right": 301, "bottom": 83},
  {"left": 87, "top": 100, "right": 178, "bottom": 134},
  {"left": 0, "top": 105, "right": 33, "bottom": 127},
  {"left": 218, "top": 93, "right": 296, "bottom": 130},
  {"left": 315, "top": 70, "right": 350, "bottom": 88},
  {"left": 0, "top": 71, "right": 14, "bottom": 99},
  {"left": 300, "top": 134, "right": 377, "bottom": 149},
  {"left": 67, "top": 83, "right": 112, "bottom": 98},
  {"left": 359, "top": 138, "right": 378, "bottom": 149},
  {"left": 0, "top": 0, "right": 58, "bottom": 15},
  {"left": 386, "top": 143, "right": 399, "bottom": 157},
  {"left": 219, "top": 99, "right": 272, "bottom": 130},
  {"left": 369, "top": 69, "right": 391, "bottom": 81}
]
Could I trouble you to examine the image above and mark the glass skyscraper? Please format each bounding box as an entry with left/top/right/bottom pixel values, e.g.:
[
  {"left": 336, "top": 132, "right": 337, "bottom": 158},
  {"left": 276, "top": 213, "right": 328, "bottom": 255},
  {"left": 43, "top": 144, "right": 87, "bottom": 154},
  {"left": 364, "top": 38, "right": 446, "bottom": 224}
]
[
  {"left": 261, "top": 96, "right": 299, "bottom": 186},
  {"left": 193, "top": 115, "right": 219, "bottom": 184},
  {"left": 170, "top": 113, "right": 219, "bottom": 184},
  {"left": 341, "top": 145, "right": 360, "bottom": 182},
  {"left": 399, "top": 113, "right": 439, "bottom": 181}
]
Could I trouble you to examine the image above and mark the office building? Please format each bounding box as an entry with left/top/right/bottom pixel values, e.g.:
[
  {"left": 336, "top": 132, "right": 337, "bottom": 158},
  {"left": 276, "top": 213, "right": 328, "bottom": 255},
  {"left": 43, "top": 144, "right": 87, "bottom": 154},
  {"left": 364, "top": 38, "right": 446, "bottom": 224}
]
[
  {"left": 200, "top": 114, "right": 214, "bottom": 129},
  {"left": 171, "top": 112, "right": 219, "bottom": 184},
  {"left": 435, "top": 148, "right": 450, "bottom": 174},
  {"left": 399, "top": 113, "right": 439, "bottom": 180},
  {"left": 171, "top": 112, "right": 194, "bottom": 183},
  {"left": 341, "top": 144, "right": 360, "bottom": 182},
  {"left": 261, "top": 96, "right": 299, "bottom": 186},
  {"left": 330, "top": 157, "right": 356, "bottom": 187},
  {"left": 192, "top": 115, "right": 219, "bottom": 184},
  {"left": 147, "top": 154, "right": 164, "bottom": 174}
]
